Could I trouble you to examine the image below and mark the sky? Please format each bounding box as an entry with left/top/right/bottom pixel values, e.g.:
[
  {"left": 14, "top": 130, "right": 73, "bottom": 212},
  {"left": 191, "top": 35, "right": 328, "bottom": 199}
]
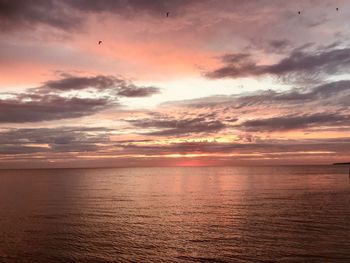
[{"left": 0, "top": 0, "right": 349, "bottom": 168}]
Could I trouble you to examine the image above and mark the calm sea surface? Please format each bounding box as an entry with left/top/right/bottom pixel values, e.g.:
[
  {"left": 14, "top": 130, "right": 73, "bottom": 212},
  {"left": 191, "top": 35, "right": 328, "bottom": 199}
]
[{"left": 0, "top": 166, "right": 349, "bottom": 262}]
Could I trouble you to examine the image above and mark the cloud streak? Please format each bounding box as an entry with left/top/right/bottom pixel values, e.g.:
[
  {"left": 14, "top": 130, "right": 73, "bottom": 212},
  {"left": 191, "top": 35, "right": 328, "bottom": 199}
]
[
  {"left": 0, "top": 74, "right": 159, "bottom": 123},
  {"left": 42, "top": 75, "right": 160, "bottom": 97},
  {"left": 0, "top": 127, "right": 111, "bottom": 154},
  {"left": 0, "top": 95, "right": 112, "bottom": 123},
  {"left": 128, "top": 116, "right": 226, "bottom": 136},
  {"left": 206, "top": 48, "right": 350, "bottom": 82},
  {"left": 239, "top": 113, "right": 350, "bottom": 132},
  {"left": 165, "top": 80, "right": 350, "bottom": 109}
]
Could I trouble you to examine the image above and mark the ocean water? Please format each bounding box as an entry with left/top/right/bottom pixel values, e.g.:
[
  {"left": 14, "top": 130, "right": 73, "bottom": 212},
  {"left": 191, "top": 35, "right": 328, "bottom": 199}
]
[{"left": 0, "top": 165, "right": 349, "bottom": 263}]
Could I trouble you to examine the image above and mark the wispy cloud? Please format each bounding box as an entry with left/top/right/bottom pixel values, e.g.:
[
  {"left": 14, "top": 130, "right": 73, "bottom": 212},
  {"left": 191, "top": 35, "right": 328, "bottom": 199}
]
[{"left": 0, "top": 0, "right": 196, "bottom": 31}]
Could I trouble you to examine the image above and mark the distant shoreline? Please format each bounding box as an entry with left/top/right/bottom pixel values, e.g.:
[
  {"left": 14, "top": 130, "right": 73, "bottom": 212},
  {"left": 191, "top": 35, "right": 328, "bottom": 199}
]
[
  {"left": 333, "top": 162, "right": 350, "bottom": 165},
  {"left": 0, "top": 164, "right": 343, "bottom": 170}
]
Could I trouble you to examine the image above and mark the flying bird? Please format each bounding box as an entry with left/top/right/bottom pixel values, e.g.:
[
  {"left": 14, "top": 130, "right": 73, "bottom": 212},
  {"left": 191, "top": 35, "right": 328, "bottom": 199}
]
[
  {"left": 98, "top": 41, "right": 102, "bottom": 45},
  {"left": 166, "top": 12, "right": 170, "bottom": 17},
  {"left": 298, "top": 11, "right": 301, "bottom": 14},
  {"left": 336, "top": 7, "right": 339, "bottom": 11}
]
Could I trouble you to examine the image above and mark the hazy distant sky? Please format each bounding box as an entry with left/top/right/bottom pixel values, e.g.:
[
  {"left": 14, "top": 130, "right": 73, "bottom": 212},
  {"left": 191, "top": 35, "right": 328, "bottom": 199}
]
[{"left": 0, "top": 0, "right": 349, "bottom": 168}]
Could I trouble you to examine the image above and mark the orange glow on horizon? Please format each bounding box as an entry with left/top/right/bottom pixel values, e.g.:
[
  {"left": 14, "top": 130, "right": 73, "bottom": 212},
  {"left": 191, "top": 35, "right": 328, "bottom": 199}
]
[{"left": 175, "top": 160, "right": 206, "bottom": 167}]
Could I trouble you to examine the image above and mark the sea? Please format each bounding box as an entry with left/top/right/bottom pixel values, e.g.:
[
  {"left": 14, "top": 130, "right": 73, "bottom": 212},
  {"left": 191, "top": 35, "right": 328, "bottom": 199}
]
[{"left": 0, "top": 165, "right": 349, "bottom": 262}]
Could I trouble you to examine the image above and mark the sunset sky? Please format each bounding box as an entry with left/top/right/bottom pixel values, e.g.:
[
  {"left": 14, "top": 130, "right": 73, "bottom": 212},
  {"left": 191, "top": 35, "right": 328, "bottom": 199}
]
[{"left": 0, "top": 0, "right": 349, "bottom": 168}]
